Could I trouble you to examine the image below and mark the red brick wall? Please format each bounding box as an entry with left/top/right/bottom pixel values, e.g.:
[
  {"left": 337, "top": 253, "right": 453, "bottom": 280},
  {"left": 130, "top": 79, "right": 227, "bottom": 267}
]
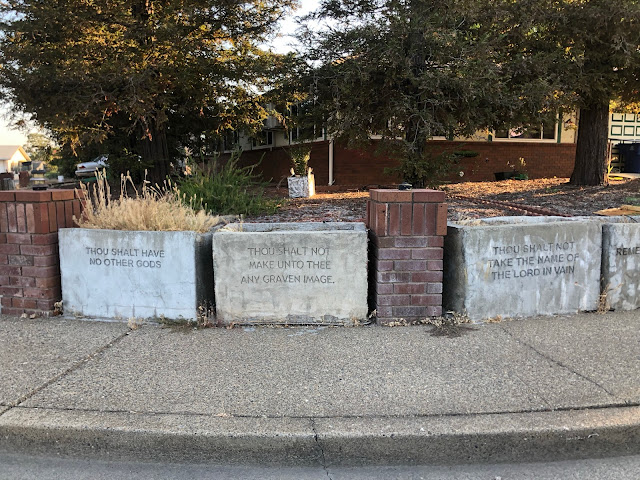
[
  {"left": 246, "top": 140, "right": 577, "bottom": 186},
  {"left": 427, "top": 141, "right": 577, "bottom": 182},
  {"left": 226, "top": 141, "right": 331, "bottom": 186},
  {"left": 366, "top": 189, "right": 447, "bottom": 324},
  {"left": 0, "top": 190, "right": 80, "bottom": 316},
  {"left": 333, "top": 143, "right": 401, "bottom": 186},
  {"left": 335, "top": 141, "right": 577, "bottom": 185}
]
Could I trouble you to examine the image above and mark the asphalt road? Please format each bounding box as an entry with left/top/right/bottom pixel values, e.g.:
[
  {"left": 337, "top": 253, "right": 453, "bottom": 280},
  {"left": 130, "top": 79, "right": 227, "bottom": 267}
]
[{"left": 2, "top": 452, "right": 640, "bottom": 479}]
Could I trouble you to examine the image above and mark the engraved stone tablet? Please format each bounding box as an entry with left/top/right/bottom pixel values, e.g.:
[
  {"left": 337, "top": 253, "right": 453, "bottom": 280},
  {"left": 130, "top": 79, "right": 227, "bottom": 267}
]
[
  {"left": 212, "top": 222, "right": 368, "bottom": 324},
  {"left": 59, "top": 229, "right": 213, "bottom": 320},
  {"left": 444, "top": 217, "right": 601, "bottom": 321},
  {"left": 602, "top": 219, "right": 640, "bottom": 311}
]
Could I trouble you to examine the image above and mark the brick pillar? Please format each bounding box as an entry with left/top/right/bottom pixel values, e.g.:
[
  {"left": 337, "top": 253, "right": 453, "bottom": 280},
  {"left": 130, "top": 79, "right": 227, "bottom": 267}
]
[
  {"left": 0, "top": 190, "right": 80, "bottom": 316},
  {"left": 366, "top": 189, "right": 447, "bottom": 325}
]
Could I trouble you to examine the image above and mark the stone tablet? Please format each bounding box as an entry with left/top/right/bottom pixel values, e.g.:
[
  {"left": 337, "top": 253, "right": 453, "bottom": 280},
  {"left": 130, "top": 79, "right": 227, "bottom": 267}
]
[
  {"left": 444, "top": 217, "right": 601, "bottom": 321},
  {"left": 212, "top": 222, "right": 368, "bottom": 324},
  {"left": 602, "top": 219, "right": 640, "bottom": 311},
  {"left": 59, "top": 229, "right": 213, "bottom": 320}
]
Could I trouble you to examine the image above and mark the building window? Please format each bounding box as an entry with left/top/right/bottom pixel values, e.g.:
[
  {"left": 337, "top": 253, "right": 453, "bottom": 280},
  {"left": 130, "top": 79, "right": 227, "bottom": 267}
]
[
  {"left": 223, "top": 131, "right": 240, "bottom": 151},
  {"left": 252, "top": 131, "right": 273, "bottom": 148},
  {"left": 287, "top": 104, "right": 324, "bottom": 143},
  {"left": 609, "top": 112, "right": 640, "bottom": 140},
  {"left": 494, "top": 121, "right": 556, "bottom": 140},
  {"left": 289, "top": 124, "right": 321, "bottom": 143}
]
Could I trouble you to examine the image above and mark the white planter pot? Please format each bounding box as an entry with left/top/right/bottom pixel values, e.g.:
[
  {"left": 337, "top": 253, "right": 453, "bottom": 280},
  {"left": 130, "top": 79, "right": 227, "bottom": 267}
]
[
  {"left": 287, "top": 173, "right": 315, "bottom": 198},
  {"left": 59, "top": 228, "right": 214, "bottom": 321}
]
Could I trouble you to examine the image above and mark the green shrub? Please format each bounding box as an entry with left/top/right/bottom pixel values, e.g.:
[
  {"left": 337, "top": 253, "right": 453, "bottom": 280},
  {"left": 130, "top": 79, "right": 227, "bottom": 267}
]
[
  {"left": 44, "top": 164, "right": 60, "bottom": 179},
  {"left": 106, "top": 150, "right": 153, "bottom": 184},
  {"left": 178, "top": 151, "right": 279, "bottom": 216},
  {"left": 288, "top": 144, "right": 312, "bottom": 176},
  {"left": 51, "top": 155, "right": 77, "bottom": 178},
  {"left": 385, "top": 150, "right": 459, "bottom": 188},
  {"left": 385, "top": 148, "right": 478, "bottom": 188}
]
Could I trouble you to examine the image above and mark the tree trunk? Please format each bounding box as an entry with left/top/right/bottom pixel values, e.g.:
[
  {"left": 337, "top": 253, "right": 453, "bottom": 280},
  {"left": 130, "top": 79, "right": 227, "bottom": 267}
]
[
  {"left": 570, "top": 99, "right": 610, "bottom": 186},
  {"left": 404, "top": 2, "right": 427, "bottom": 188},
  {"left": 137, "top": 124, "right": 170, "bottom": 185},
  {"left": 130, "top": 1, "right": 168, "bottom": 184}
]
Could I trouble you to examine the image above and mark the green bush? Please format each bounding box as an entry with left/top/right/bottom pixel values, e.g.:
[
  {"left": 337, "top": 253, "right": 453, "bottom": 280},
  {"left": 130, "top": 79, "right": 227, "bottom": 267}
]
[
  {"left": 385, "top": 148, "right": 478, "bottom": 188},
  {"left": 106, "top": 150, "right": 153, "bottom": 184},
  {"left": 178, "top": 151, "right": 279, "bottom": 216},
  {"left": 44, "top": 164, "right": 60, "bottom": 179},
  {"left": 288, "top": 144, "right": 312, "bottom": 176},
  {"left": 385, "top": 150, "right": 458, "bottom": 188},
  {"left": 51, "top": 155, "right": 77, "bottom": 178}
]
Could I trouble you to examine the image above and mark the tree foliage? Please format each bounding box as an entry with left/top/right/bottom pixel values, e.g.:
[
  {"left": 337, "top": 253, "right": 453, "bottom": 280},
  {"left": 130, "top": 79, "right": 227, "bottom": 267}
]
[
  {"left": 559, "top": 0, "right": 640, "bottom": 185},
  {"left": 493, "top": 0, "right": 640, "bottom": 185},
  {"left": 23, "top": 132, "right": 54, "bottom": 165},
  {"left": 0, "top": 0, "right": 296, "bottom": 181},
  {"left": 298, "top": 0, "right": 558, "bottom": 184},
  {"left": 302, "top": 0, "right": 640, "bottom": 186}
]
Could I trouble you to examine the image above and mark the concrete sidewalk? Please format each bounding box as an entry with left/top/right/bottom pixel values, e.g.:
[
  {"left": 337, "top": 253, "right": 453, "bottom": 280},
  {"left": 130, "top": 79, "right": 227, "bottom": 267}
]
[{"left": 0, "top": 310, "right": 639, "bottom": 466}]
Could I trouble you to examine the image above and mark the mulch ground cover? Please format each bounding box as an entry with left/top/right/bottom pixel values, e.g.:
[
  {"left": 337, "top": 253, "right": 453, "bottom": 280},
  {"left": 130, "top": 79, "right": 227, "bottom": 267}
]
[{"left": 245, "top": 177, "right": 640, "bottom": 223}]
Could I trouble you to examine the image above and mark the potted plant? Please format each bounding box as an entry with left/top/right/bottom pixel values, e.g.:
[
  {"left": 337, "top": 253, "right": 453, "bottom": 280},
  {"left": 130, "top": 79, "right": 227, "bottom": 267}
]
[
  {"left": 287, "top": 144, "right": 315, "bottom": 198},
  {"left": 494, "top": 157, "right": 528, "bottom": 181}
]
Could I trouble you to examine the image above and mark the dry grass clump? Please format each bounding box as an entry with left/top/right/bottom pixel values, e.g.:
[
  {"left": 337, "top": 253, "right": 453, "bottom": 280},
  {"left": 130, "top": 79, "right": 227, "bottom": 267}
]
[{"left": 75, "top": 171, "right": 223, "bottom": 233}]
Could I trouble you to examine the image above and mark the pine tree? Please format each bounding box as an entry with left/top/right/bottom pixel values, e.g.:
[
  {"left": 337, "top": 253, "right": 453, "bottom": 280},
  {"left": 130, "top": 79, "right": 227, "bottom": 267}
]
[
  {"left": 299, "top": 0, "right": 540, "bottom": 185},
  {"left": 484, "top": 0, "right": 640, "bottom": 185},
  {"left": 0, "top": 0, "right": 295, "bottom": 181}
]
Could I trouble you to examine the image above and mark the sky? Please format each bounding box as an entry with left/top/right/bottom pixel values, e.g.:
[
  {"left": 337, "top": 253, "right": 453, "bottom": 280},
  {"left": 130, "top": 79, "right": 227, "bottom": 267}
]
[
  {"left": 0, "top": 0, "right": 320, "bottom": 146},
  {"left": 0, "top": 104, "right": 26, "bottom": 145}
]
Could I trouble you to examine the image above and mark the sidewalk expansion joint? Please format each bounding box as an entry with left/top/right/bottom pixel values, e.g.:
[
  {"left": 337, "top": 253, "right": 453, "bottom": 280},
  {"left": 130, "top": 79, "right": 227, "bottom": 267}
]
[
  {"left": 493, "top": 326, "right": 554, "bottom": 409},
  {"left": 311, "top": 418, "right": 332, "bottom": 480},
  {"left": 0, "top": 329, "right": 132, "bottom": 415},
  {"left": 499, "top": 324, "right": 618, "bottom": 398},
  {"left": 6, "top": 401, "right": 640, "bottom": 420}
]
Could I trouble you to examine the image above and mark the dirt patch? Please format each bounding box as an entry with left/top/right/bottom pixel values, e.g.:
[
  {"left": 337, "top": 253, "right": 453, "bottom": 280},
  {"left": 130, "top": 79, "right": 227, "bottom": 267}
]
[
  {"left": 444, "top": 177, "right": 640, "bottom": 220},
  {"left": 245, "top": 178, "right": 640, "bottom": 223},
  {"left": 248, "top": 189, "right": 370, "bottom": 223}
]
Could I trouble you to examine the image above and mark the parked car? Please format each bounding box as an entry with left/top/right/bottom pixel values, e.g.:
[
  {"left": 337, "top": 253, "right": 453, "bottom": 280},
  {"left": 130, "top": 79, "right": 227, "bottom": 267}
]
[{"left": 75, "top": 154, "right": 108, "bottom": 178}]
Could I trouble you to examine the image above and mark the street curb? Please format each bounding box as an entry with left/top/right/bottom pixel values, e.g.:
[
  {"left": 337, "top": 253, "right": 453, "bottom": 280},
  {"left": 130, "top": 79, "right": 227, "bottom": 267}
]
[{"left": 1, "top": 406, "right": 640, "bottom": 466}]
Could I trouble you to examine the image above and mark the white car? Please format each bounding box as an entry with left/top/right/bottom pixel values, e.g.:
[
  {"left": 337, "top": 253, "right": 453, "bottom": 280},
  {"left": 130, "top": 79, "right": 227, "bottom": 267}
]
[{"left": 75, "top": 154, "right": 108, "bottom": 178}]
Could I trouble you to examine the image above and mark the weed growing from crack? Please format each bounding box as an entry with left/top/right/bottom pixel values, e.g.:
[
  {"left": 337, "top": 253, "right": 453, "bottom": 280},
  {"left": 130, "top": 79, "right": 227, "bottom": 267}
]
[
  {"left": 197, "top": 303, "right": 217, "bottom": 328},
  {"left": 53, "top": 301, "right": 63, "bottom": 316},
  {"left": 425, "top": 311, "right": 477, "bottom": 338},
  {"left": 157, "top": 316, "right": 197, "bottom": 332},
  {"left": 597, "top": 281, "right": 621, "bottom": 314},
  {"left": 154, "top": 304, "right": 218, "bottom": 332},
  {"left": 127, "top": 317, "right": 144, "bottom": 330},
  {"left": 598, "top": 288, "right": 610, "bottom": 314}
]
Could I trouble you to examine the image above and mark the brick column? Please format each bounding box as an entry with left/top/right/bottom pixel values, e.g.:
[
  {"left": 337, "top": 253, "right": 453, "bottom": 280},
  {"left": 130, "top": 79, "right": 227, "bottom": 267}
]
[
  {"left": 0, "top": 190, "right": 80, "bottom": 316},
  {"left": 366, "top": 189, "right": 447, "bottom": 325}
]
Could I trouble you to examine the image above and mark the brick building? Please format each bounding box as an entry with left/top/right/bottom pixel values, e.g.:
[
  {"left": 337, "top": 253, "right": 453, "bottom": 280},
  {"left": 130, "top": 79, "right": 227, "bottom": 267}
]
[{"left": 228, "top": 113, "right": 580, "bottom": 187}]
